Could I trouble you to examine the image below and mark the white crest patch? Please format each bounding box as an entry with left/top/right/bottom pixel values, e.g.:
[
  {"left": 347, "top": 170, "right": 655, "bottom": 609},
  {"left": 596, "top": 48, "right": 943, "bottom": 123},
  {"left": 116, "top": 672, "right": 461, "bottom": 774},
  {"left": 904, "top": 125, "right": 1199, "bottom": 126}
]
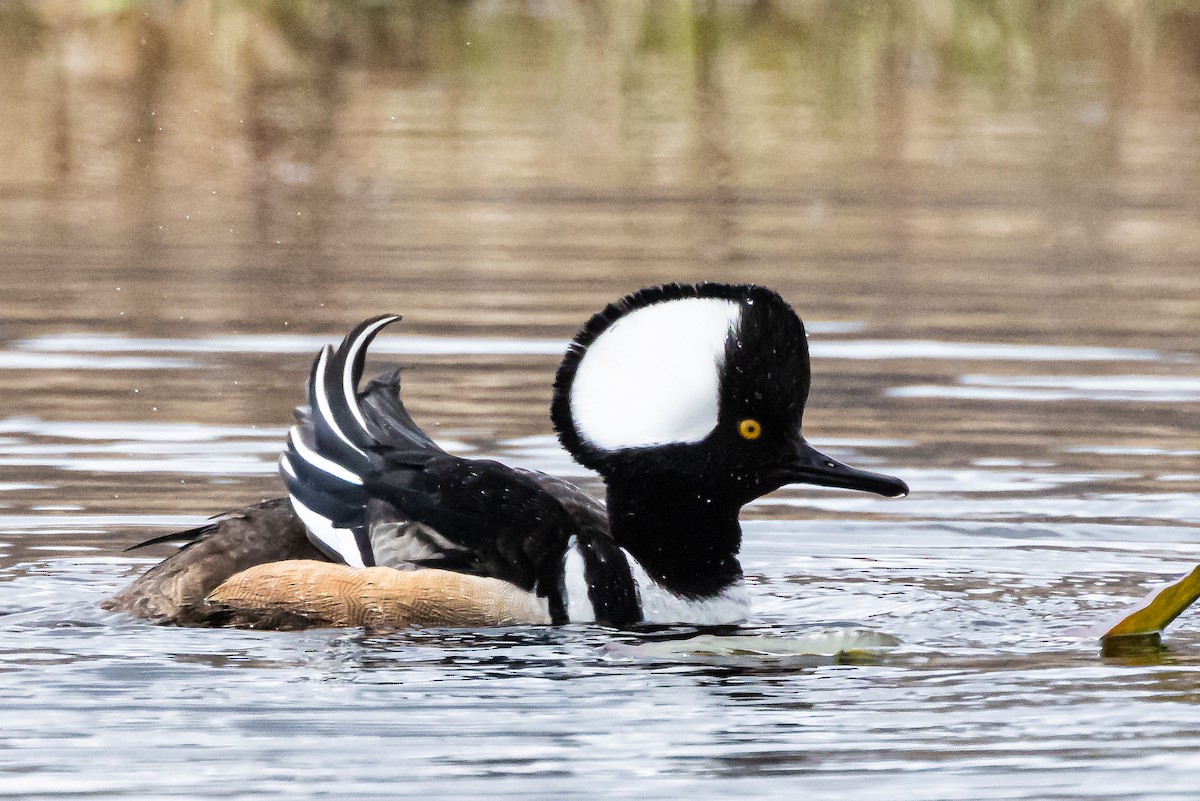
[
  {"left": 623, "top": 549, "right": 750, "bottom": 625},
  {"left": 569, "top": 297, "right": 741, "bottom": 451}
]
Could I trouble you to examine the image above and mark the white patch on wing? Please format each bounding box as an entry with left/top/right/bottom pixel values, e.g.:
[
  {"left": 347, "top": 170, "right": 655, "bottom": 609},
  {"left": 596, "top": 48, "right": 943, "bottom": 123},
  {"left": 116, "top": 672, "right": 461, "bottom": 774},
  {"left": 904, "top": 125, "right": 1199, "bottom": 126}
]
[
  {"left": 287, "top": 426, "right": 363, "bottom": 486},
  {"left": 278, "top": 451, "right": 298, "bottom": 481},
  {"left": 342, "top": 316, "right": 400, "bottom": 437},
  {"left": 288, "top": 495, "right": 366, "bottom": 569},
  {"left": 623, "top": 549, "right": 750, "bottom": 625},
  {"left": 562, "top": 537, "right": 596, "bottom": 622},
  {"left": 312, "top": 346, "right": 368, "bottom": 458},
  {"left": 569, "top": 297, "right": 741, "bottom": 451}
]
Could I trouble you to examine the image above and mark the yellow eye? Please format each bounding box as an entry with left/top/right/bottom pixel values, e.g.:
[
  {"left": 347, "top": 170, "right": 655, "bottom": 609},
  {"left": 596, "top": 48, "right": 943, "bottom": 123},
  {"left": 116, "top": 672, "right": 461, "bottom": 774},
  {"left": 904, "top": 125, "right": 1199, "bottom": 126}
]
[{"left": 737, "top": 418, "right": 762, "bottom": 440}]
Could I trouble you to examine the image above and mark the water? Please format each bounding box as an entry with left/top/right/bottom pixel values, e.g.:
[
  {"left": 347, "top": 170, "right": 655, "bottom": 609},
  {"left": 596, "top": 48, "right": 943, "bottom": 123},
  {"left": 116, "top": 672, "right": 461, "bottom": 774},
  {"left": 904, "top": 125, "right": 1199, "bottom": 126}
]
[{"left": 2, "top": 2, "right": 1200, "bottom": 798}]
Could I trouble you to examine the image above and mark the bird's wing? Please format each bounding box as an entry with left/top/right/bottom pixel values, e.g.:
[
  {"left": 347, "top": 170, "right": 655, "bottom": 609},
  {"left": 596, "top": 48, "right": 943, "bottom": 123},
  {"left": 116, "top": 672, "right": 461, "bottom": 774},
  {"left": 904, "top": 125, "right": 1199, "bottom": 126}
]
[{"left": 279, "top": 315, "right": 608, "bottom": 601}]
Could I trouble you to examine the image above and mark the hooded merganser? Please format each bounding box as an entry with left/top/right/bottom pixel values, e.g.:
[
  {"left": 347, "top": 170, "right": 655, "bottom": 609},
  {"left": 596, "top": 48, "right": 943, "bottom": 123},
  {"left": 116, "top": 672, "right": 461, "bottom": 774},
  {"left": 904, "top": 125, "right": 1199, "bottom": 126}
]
[{"left": 106, "top": 283, "right": 908, "bottom": 628}]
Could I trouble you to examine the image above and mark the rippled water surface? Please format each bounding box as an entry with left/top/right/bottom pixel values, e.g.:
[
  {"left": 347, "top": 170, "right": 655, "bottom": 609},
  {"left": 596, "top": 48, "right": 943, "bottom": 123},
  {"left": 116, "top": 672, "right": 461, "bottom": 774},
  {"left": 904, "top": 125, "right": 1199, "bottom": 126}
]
[{"left": 2, "top": 3, "right": 1200, "bottom": 799}]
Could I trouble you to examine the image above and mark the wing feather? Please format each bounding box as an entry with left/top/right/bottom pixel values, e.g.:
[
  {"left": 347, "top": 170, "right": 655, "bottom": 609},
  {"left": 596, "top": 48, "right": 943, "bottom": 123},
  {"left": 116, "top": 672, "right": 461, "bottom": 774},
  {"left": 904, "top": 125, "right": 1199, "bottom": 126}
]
[{"left": 281, "top": 314, "right": 608, "bottom": 615}]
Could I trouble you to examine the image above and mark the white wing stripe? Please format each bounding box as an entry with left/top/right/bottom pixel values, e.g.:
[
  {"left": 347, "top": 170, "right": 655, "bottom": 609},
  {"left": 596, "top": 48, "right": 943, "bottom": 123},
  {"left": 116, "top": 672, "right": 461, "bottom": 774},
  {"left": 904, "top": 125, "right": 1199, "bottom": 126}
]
[
  {"left": 287, "top": 427, "right": 363, "bottom": 486},
  {"left": 279, "top": 452, "right": 297, "bottom": 479},
  {"left": 288, "top": 496, "right": 366, "bottom": 568},
  {"left": 312, "top": 346, "right": 369, "bottom": 458},
  {"left": 342, "top": 315, "right": 400, "bottom": 439}
]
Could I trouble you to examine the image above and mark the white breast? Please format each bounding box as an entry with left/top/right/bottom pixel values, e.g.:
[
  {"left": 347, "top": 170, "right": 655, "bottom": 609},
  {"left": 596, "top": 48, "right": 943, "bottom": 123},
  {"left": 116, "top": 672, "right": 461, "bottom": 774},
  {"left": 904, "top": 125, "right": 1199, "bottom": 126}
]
[
  {"left": 561, "top": 540, "right": 750, "bottom": 626},
  {"left": 623, "top": 550, "right": 750, "bottom": 625}
]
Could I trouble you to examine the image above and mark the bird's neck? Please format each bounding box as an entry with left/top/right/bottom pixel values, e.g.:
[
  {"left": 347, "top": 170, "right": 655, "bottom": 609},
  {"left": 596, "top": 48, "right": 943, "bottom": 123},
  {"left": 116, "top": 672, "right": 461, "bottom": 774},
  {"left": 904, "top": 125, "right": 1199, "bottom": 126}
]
[{"left": 604, "top": 479, "right": 743, "bottom": 599}]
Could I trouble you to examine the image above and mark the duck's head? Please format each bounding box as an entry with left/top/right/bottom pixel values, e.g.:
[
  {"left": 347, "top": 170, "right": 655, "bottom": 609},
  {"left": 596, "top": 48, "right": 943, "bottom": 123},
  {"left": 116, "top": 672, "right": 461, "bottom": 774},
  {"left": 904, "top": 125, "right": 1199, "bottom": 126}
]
[{"left": 551, "top": 283, "right": 908, "bottom": 508}]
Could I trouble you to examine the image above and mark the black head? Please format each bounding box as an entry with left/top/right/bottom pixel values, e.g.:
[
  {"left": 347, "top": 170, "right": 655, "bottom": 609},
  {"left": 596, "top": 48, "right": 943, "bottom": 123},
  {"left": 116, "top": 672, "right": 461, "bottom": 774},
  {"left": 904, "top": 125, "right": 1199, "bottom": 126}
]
[{"left": 551, "top": 283, "right": 908, "bottom": 507}]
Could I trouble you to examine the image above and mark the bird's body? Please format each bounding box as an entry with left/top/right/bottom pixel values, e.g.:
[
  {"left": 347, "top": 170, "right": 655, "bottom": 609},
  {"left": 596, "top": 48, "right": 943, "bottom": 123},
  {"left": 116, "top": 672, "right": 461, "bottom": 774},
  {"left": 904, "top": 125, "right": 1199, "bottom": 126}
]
[{"left": 106, "top": 283, "right": 908, "bottom": 629}]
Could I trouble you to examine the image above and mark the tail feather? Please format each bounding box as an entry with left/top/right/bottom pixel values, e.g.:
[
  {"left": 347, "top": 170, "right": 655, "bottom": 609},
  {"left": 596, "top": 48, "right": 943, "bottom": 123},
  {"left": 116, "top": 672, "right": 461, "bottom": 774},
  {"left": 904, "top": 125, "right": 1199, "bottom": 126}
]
[
  {"left": 285, "top": 426, "right": 363, "bottom": 490},
  {"left": 359, "top": 369, "right": 442, "bottom": 453},
  {"left": 308, "top": 346, "right": 371, "bottom": 470},
  {"left": 279, "top": 448, "right": 363, "bottom": 525},
  {"left": 282, "top": 314, "right": 442, "bottom": 569},
  {"left": 124, "top": 524, "right": 211, "bottom": 552}
]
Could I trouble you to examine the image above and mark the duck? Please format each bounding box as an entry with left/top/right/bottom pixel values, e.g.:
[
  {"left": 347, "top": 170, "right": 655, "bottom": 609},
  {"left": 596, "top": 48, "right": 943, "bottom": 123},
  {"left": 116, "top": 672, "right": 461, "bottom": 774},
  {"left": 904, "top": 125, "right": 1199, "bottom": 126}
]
[{"left": 104, "top": 283, "right": 908, "bottom": 629}]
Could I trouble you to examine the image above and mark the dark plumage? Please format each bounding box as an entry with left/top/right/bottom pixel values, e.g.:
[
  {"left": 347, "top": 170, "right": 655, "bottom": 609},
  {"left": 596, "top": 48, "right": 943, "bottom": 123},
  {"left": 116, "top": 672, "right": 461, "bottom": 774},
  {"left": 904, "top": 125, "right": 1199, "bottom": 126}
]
[{"left": 103, "top": 498, "right": 323, "bottom": 626}]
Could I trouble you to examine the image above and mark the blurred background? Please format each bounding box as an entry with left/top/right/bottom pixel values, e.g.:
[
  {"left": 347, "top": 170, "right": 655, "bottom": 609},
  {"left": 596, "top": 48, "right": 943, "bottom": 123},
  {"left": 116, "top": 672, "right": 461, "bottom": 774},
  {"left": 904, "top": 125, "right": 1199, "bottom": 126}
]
[
  {"left": 2, "top": 3, "right": 1200, "bottom": 797},
  {"left": 5, "top": 0, "right": 1198, "bottom": 334}
]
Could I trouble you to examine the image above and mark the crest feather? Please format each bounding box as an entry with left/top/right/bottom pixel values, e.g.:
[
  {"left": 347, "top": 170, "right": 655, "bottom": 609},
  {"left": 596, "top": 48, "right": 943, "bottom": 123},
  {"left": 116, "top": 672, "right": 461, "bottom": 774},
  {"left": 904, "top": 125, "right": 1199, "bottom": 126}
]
[{"left": 553, "top": 283, "right": 777, "bottom": 469}]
